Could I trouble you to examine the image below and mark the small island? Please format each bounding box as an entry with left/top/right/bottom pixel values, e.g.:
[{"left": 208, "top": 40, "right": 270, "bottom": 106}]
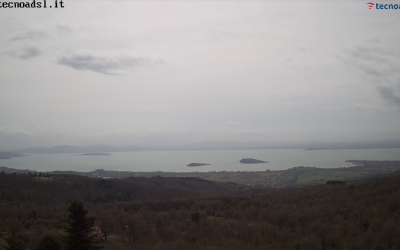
[
  {"left": 240, "top": 158, "right": 268, "bottom": 164},
  {"left": 187, "top": 163, "right": 210, "bottom": 167},
  {"left": 80, "top": 153, "right": 111, "bottom": 156}
]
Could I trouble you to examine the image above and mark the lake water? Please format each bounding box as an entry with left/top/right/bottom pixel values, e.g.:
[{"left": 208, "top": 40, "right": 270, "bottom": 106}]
[{"left": 1, "top": 149, "right": 400, "bottom": 173}]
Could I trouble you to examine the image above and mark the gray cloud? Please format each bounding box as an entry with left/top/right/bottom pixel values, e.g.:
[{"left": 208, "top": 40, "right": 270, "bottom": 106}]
[
  {"left": 56, "top": 24, "right": 72, "bottom": 33},
  {"left": 0, "top": 126, "right": 35, "bottom": 136},
  {"left": 56, "top": 53, "right": 149, "bottom": 75},
  {"left": 1, "top": 1, "right": 400, "bottom": 149},
  {"left": 377, "top": 85, "right": 400, "bottom": 107},
  {"left": 5, "top": 47, "right": 41, "bottom": 59},
  {"left": 343, "top": 43, "right": 400, "bottom": 108},
  {"left": 10, "top": 30, "right": 47, "bottom": 41}
]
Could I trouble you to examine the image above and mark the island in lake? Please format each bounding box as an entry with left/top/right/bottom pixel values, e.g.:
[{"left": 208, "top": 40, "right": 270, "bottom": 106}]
[
  {"left": 187, "top": 163, "right": 210, "bottom": 167},
  {"left": 80, "top": 153, "right": 111, "bottom": 156},
  {"left": 240, "top": 158, "right": 268, "bottom": 164}
]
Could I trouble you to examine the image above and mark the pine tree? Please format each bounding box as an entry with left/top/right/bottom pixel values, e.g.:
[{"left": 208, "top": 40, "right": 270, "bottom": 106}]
[{"left": 65, "top": 201, "right": 102, "bottom": 250}]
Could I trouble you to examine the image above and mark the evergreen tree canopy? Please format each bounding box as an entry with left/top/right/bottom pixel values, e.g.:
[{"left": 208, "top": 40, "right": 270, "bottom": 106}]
[
  {"left": 2, "top": 236, "right": 25, "bottom": 250},
  {"left": 65, "top": 201, "right": 101, "bottom": 250},
  {"left": 36, "top": 235, "right": 62, "bottom": 250}
]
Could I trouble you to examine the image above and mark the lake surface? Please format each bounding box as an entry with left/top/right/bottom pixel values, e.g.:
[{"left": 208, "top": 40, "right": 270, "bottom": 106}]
[{"left": 1, "top": 149, "right": 400, "bottom": 173}]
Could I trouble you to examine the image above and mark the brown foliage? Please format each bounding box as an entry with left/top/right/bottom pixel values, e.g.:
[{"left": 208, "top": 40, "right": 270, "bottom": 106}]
[{"left": 1, "top": 172, "right": 400, "bottom": 249}]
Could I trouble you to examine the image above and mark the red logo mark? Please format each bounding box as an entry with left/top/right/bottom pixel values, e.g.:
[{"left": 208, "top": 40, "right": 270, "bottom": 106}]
[{"left": 367, "top": 2, "right": 374, "bottom": 9}]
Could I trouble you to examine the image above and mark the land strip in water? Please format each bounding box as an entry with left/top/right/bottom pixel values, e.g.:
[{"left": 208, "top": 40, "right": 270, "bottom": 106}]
[{"left": 2, "top": 160, "right": 400, "bottom": 187}]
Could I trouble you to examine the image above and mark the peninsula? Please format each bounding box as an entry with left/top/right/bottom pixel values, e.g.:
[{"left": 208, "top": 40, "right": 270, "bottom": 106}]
[{"left": 0, "top": 151, "right": 27, "bottom": 159}]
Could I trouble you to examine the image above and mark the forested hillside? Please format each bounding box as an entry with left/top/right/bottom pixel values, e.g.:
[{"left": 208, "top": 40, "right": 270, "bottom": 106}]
[{"left": 1, "top": 172, "right": 399, "bottom": 250}]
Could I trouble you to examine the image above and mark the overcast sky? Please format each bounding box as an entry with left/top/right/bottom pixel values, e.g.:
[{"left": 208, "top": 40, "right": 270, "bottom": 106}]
[{"left": 1, "top": 0, "right": 400, "bottom": 150}]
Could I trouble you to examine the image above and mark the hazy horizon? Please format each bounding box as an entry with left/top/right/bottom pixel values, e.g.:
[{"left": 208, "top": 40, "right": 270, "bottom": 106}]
[
  {"left": 2, "top": 139, "right": 400, "bottom": 153},
  {"left": 1, "top": 1, "right": 400, "bottom": 151}
]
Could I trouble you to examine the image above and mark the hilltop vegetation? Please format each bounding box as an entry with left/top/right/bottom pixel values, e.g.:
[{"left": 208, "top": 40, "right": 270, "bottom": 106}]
[{"left": 1, "top": 169, "right": 400, "bottom": 250}]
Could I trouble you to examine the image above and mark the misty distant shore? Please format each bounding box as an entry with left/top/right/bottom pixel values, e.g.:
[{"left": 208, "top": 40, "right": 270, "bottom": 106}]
[
  {"left": 80, "top": 153, "right": 111, "bottom": 156},
  {"left": 8, "top": 144, "right": 149, "bottom": 154},
  {"left": 5, "top": 140, "right": 400, "bottom": 154}
]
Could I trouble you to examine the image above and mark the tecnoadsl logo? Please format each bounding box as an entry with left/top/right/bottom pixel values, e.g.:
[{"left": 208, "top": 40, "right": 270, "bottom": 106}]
[{"left": 367, "top": 2, "right": 400, "bottom": 9}]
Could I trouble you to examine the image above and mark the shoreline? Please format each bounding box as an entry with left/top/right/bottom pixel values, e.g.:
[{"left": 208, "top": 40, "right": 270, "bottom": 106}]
[{"left": 2, "top": 160, "right": 400, "bottom": 187}]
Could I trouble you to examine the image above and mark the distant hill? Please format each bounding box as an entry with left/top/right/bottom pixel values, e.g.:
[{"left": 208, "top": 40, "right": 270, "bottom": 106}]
[
  {"left": 10, "top": 144, "right": 150, "bottom": 154},
  {"left": 163, "top": 140, "right": 400, "bottom": 151},
  {"left": 168, "top": 141, "right": 271, "bottom": 150},
  {"left": 306, "top": 140, "right": 400, "bottom": 150},
  {"left": 0, "top": 172, "right": 235, "bottom": 203},
  {"left": 80, "top": 153, "right": 111, "bottom": 156},
  {"left": 8, "top": 140, "right": 400, "bottom": 154}
]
